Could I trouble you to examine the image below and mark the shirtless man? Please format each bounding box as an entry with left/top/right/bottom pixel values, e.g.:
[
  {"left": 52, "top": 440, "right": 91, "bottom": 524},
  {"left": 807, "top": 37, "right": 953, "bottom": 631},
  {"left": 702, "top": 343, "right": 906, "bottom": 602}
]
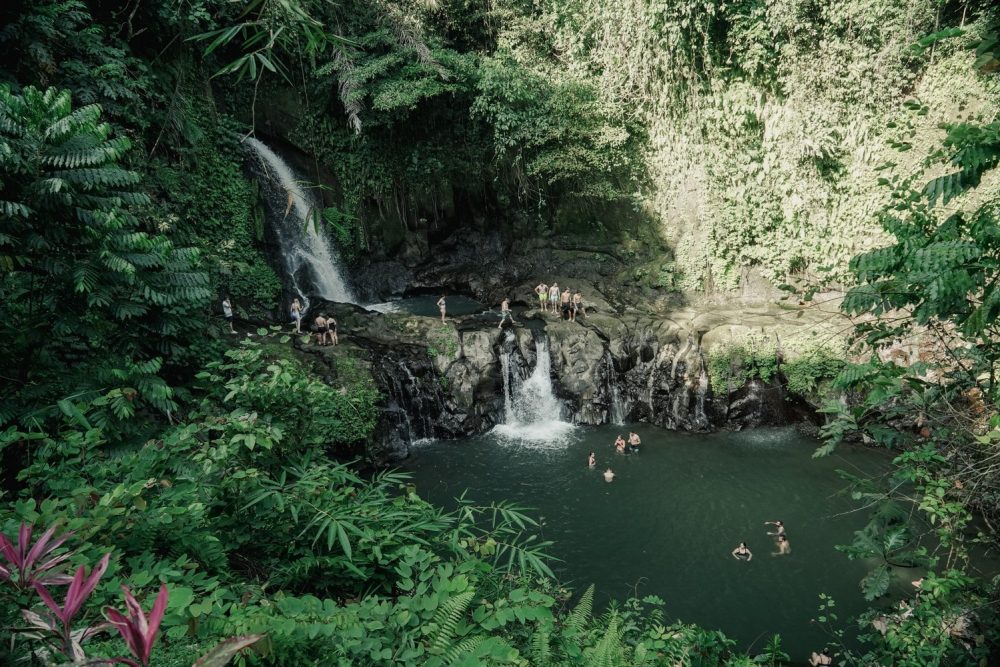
[
  {"left": 498, "top": 297, "right": 515, "bottom": 329},
  {"left": 560, "top": 287, "right": 572, "bottom": 320},
  {"left": 536, "top": 283, "right": 548, "bottom": 312},
  {"left": 764, "top": 520, "right": 785, "bottom": 536},
  {"left": 773, "top": 534, "right": 790, "bottom": 556},
  {"left": 573, "top": 290, "right": 586, "bottom": 319},
  {"left": 628, "top": 432, "right": 641, "bottom": 448},
  {"left": 548, "top": 283, "right": 560, "bottom": 315},
  {"left": 313, "top": 313, "right": 331, "bottom": 346},
  {"left": 603, "top": 468, "right": 615, "bottom": 482}
]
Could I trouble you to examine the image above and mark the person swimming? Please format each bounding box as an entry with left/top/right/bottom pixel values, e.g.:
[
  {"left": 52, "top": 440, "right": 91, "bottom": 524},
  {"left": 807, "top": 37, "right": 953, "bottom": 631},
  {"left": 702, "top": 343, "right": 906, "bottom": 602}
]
[
  {"left": 614, "top": 435, "right": 626, "bottom": 453},
  {"left": 731, "top": 542, "right": 752, "bottom": 561},
  {"left": 603, "top": 468, "right": 615, "bottom": 482},
  {"left": 773, "top": 534, "right": 790, "bottom": 556},
  {"left": 809, "top": 648, "right": 833, "bottom": 666},
  {"left": 587, "top": 452, "right": 596, "bottom": 467},
  {"left": 765, "top": 520, "right": 785, "bottom": 536},
  {"left": 627, "top": 431, "right": 640, "bottom": 453}
]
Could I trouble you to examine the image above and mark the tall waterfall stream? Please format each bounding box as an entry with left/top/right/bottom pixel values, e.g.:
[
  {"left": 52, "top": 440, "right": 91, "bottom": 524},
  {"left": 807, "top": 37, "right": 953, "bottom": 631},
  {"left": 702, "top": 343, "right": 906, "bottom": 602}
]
[{"left": 244, "top": 137, "right": 356, "bottom": 309}]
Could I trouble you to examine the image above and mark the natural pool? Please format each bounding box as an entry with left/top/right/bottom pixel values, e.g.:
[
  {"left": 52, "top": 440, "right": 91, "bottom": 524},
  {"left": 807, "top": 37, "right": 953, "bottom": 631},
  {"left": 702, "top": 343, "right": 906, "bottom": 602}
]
[
  {"left": 404, "top": 424, "right": 896, "bottom": 660},
  {"left": 367, "top": 294, "right": 487, "bottom": 317}
]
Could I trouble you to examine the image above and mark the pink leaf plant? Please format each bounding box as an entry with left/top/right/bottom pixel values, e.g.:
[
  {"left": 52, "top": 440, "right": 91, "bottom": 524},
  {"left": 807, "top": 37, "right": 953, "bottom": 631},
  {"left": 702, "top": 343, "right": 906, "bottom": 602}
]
[
  {"left": 104, "top": 584, "right": 169, "bottom": 667},
  {"left": 0, "top": 521, "right": 76, "bottom": 589},
  {"left": 33, "top": 552, "right": 111, "bottom": 636}
]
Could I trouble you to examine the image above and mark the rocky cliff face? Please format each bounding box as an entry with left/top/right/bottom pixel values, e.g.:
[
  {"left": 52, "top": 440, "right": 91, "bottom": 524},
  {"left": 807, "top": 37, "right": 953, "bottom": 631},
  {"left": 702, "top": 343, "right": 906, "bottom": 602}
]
[{"left": 306, "top": 270, "right": 842, "bottom": 460}]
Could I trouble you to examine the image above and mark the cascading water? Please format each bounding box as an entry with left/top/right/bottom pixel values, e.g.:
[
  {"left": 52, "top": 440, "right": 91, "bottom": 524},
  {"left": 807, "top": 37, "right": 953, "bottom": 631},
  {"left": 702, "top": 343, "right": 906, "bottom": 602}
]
[
  {"left": 493, "top": 332, "right": 575, "bottom": 445},
  {"left": 604, "top": 352, "right": 625, "bottom": 425},
  {"left": 243, "top": 137, "right": 356, "bottom": 309}
]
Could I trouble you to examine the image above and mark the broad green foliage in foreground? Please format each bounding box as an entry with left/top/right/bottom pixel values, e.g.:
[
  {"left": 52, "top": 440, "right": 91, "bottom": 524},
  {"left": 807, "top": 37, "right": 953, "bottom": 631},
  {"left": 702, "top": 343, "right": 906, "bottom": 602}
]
[{"left": 2, "top": 2, "right": 1000, "bottom": 666}]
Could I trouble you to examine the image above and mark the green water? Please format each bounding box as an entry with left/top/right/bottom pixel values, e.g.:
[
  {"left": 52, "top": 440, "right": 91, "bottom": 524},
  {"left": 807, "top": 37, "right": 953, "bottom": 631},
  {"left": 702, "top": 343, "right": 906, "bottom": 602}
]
[{"left": 404, "top": 424, "right": 896, "bottom": 659}]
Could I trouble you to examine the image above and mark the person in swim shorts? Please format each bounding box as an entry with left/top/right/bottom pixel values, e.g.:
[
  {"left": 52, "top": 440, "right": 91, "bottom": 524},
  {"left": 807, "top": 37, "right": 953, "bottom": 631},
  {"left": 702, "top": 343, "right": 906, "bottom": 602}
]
[
  {"left": 536, "top": 283, "right": 548, "bottom": 312},
  {"left": 561, "top": 287, "right": 572, "bottom": 320}
]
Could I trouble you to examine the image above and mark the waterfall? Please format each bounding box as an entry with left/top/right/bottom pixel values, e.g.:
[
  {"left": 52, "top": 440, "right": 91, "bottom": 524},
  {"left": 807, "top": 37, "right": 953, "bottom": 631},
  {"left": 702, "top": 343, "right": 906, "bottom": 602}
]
[
  {"left": 243, "top": 137, "right": 356, "bottom": 309},
  {"left": 494, "top": 332, "right": 575, "bottom": 445},
  {"left": 604, "top": 353, "right": 625, "bottom": 425}
]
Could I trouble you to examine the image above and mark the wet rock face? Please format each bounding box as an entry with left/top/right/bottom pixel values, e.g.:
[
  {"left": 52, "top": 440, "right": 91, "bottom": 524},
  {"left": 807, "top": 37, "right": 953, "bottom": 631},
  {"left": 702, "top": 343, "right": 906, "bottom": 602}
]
[{"left": 312, "top": 272, "right": 841, "bottom": 459}]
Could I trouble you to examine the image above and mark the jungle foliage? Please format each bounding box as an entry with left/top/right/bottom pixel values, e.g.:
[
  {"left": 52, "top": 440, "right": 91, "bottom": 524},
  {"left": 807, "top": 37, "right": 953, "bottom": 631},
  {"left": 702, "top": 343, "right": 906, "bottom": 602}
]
[{"left": 3, "top": 1, "right": 1000, "bottom": 666}]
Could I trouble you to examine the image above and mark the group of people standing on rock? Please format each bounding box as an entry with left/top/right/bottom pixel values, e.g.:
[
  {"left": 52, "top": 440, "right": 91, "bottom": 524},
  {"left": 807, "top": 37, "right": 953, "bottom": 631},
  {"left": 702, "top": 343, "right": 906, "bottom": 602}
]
[
  {"left": 587, "top": 432, "right": 642, "bottom": 483},
  {"left": 218, "top": 295, "right": 338, "bottom": 346},
  {"left": 730, "top": 520, "right": 791, "bottom": 562},
  {"left": 289, "top": 298, "right": 339, "bottom": 346},
  {"left": 535, "top": 282, "right": 586, "bottom": 322}
]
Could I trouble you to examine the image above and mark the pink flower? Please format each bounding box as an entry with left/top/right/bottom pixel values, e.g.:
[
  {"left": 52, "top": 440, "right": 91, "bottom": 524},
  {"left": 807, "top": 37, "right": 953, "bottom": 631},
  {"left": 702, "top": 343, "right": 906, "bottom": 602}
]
[{"left": 104, "top": 584, "right": 169, "bottom": 667}]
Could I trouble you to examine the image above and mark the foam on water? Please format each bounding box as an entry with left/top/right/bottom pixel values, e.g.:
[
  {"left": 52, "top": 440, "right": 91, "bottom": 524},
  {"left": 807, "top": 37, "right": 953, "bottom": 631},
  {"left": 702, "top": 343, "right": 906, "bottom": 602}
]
[{"left": 493, "top": 333, "right": 576, "bottom": 447}]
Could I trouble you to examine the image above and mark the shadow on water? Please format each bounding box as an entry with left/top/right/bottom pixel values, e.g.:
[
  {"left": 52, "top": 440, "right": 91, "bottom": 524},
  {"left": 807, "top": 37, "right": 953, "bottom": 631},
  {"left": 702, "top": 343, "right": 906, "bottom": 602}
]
[{"left": 404, "top": 424, "right": 896, "bottom": 660}]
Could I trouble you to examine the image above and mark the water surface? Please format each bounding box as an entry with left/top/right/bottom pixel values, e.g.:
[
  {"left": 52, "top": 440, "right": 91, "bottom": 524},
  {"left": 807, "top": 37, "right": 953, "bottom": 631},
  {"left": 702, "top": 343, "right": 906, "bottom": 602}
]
[
  {"left": 367, "top": 295, "right": 486, "bottom": 317},
  {"left": 405, "top": 425, "right": 893, "bottom": 659}
]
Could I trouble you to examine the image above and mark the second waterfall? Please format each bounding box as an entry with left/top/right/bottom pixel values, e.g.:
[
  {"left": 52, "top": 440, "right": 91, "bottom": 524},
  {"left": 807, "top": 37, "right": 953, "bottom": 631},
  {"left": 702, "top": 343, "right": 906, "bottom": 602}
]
[{"left": 494, "top": 331, "right": 575, "bottom": 445}]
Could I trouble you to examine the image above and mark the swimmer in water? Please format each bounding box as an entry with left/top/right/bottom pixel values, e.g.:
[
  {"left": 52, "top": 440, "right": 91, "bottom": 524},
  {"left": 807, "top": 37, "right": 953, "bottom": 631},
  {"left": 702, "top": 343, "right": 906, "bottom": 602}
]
[
  {"left": 808, "top": 648, "right": 833, "bottom": 666},
  {"left": 773, "top": 534, "right": 790, "bottom": 556},
  {"left": 614, "top": 435, "right": 626, "bottom": 453},
  {"left": 587, "top": 452, "right": 596, "bottom": 467},
  {"left": 731, "top": 542, "right": 752, "bottom": 561},
  {"left": 603, "top": 468, "right": 615, "bottom": 482},
  {"left": 764, "top": 520, "right": 785, "bottom": 536}
]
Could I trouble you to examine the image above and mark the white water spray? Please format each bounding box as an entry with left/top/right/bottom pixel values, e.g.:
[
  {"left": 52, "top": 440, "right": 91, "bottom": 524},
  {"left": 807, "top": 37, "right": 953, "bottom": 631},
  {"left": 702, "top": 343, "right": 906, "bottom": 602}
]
[
  {"left": 243, "top": 137, "right": 356, "bottom": 308},
  {"left": 493, "top": 333, "right": 575, "bottom": 445}
]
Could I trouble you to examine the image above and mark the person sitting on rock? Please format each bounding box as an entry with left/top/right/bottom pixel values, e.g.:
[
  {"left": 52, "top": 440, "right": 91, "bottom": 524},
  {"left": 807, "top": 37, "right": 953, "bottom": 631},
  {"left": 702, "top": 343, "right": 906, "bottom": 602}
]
[
  {"left": 603, "top": 468, "right": 615, "bottom": 482},
  {"left": 614, "top": 435, "right": 626, "bottom": 453}
]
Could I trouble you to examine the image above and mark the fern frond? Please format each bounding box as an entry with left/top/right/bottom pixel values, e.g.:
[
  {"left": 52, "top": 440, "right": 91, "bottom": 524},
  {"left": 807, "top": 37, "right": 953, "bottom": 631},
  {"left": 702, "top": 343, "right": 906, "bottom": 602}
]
[
  {"left": 565, "top": 584, "right": 594, "bottom": 635},
  {"left": 430, "top": 589, "right": 475, "bottom": 654}
]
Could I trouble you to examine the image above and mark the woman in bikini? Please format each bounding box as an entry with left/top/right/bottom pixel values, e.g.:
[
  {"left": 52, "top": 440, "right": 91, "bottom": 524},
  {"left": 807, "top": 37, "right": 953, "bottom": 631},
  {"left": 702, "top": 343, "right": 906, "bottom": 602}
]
[
  {"left": 290, "top": 298, "right": 303, "bottom": 333},
  {"left": 731, "top": 542, "right": 752, "bottom": 561},
  {"left": 587, "top": 452, "right": 596, "bottom": 467},
  {"left": 437, "top": 295, "right": 447, "bottom": 323}
]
